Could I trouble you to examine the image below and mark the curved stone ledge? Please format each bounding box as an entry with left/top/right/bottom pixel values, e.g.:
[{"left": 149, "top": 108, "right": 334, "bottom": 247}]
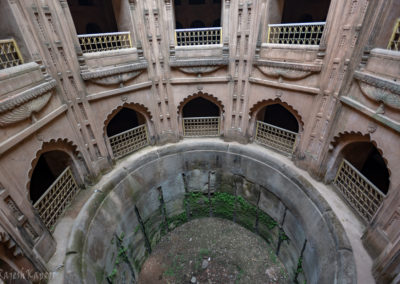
[
  {"left": 81, "top": 61, "right": 148, "bottom": 81},
  {"left": 0, "top": 79, "right": 56, "bottom": 113},
  {"left": 64, "top": 140, "right": 356, "bottom": 284},
  {"left": 354, "top": 71, "right": 400, "bottom": 110}
]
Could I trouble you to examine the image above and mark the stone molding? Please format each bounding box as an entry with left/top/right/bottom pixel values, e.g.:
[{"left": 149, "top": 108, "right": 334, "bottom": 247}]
[
  {"left": 0, "top": 80, "right": 57, "bottom": 127},
  {"left": 81, "top": 61, "right": 148, "bottom": 85},
  {"left": 254, "top": 60, "right": 322, "bottom": 80},
  {"left": 354, "top": 71, "right": 400, "bottom": 110},
  {"left": 170, "top": 58, "right": 229, "bottom": 74}
]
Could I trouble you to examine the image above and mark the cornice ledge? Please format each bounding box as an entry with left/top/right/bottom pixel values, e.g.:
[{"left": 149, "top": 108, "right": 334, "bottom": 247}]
[
  {"left": 340, "top": 96, "right": 400, "bottom": 133},
  {"left": 170, "top": 58, "right": 229, "bottom": 68},
  {"left": 254, "top": 60, "right": 322, "bottom": 80},
  {"left": 170, "top": 58, "right": 228, "bottom": 75},
  {"left": 0, "top": 79, "right": 57, "bottom": 113},
  {"left": 354, "top": 71, "right": 400, "bottom": 110},
  {"left": 354, "top": 71, "right": 400, "bottom": 95},
  {"left": 81, "top": 61, "right": 148, "bottom": 81},
  {"left": 254, "top": 59, "right": 322, "bottom": 72}
]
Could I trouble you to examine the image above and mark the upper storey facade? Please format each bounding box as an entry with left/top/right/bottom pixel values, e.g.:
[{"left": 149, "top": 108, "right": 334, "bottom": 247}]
[{"left": 0, "top": 0, "right": 399, "bottom": 282}]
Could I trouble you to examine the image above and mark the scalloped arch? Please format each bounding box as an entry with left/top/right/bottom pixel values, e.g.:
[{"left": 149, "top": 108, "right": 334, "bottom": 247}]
[
  {"left": 177, "top": 91, "right": 225, "bottom": 114},
  {"left": 27, "top": 138, "right": 81, "bottom": 191},
  {"left": 249, "top": 98, "right": 304, "bottom": 128},
  {"left": 330, "top": 131, "right": 391, "bottom": 177},
  {"left": 103, "top": 102, "right": 153, "bottom": 135}
]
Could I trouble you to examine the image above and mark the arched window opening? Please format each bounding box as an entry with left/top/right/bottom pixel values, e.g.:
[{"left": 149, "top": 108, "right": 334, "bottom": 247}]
[
  {"left": 174, "top": 0, "right": 222, "bottom": 46},
  {"left": 267, "top": 0, "right": 330, "bottom": 45},
  {"left": 106, "top": 107, "right": 149, "bottom": 159},
  {"left": 30, "top": 150, "right": 79, "bottom": 230},
  {"left": 182, "top": 97, "right": 221, "bottom": 137},
  {"left": 334, "top": 142, "right": 390, "bottom": 222},
  {"left": 254, "top": 104, "right": 300, "bottom": 155},
  {"left": 182, "top": 97, "right": 220, "bottom": 118}
]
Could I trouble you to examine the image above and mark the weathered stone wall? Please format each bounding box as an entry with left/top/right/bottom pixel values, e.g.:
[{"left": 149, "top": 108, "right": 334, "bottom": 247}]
[{"left": 64, "top": 141, "right": 356, "bottom": 284}]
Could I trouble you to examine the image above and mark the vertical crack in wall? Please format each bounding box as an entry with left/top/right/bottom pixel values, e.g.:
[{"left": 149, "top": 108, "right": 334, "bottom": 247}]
[
  {"left": 232, "top": 175, "right": 240, "bottom": 223},
  {"left": 134, "top": 205, "right": 152, "bottom": 254},
  {"left": 276, "top": 207, "right": 288, "bottom": 255},
  {"left": 208, "top": 171, "right": 214, "bottom": 217},
  {"left": 255, "top": 185, "right": 261, "bottom": 234},
  {"left": 115, "top": 233, "right": 136, "bottom": 282},
  {"left": 157, "top": 186, "right": 169, "bottom": 233},
  {"left": 294, "top": 239, "right": 308, "bottom": 284},
  {"left": 182, "top": 173, "right": 191, "bottom": 219}
]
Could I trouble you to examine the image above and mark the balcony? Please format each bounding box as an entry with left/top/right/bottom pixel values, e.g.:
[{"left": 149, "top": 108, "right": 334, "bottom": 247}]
[
  {"left": 183, "top": 117, "right": 220, "bottom": 137},
  {"left": 267, "top": 22, "right": 325, "bottom": 45},
  {"left": 334, "top": 159, "right": 385, "bottom": 222},
  {"left": 0, "top": 39, "right": 24, "bottom": 70},
  {"left": 254, "top": 121, "right": 298, "bottom": 155},
  {"left": 175, "top": 27, "right": 222, "bottom": 47},
  {"left": 108, "top": 124, "right": 149, "bottom": 159},
  {"left": 33, "top": 167, "right": 79, "bottom": 230},
  {"left": 78, "top": 31, "right": 132, "bottom": 53}
]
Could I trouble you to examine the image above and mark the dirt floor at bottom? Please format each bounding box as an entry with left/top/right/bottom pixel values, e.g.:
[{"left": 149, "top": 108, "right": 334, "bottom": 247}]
[{"left": 138, "top": 217, "right": 289, "bottom": 284}]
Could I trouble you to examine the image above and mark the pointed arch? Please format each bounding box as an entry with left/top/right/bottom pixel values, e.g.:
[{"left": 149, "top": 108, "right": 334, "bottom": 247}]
[
  {"left": 103, "top": 102, "right": 153, "bottom": 136},
  {"left": 28, "top": 139, "right": 79, "bottom": 187},
  {"left": 177, "top": 91, "right": 225, "bottom": 115},
  {"left": 249, "top": 98, "right": 304, "bottom": 130},
  {"left": 329, "top": 131, "right": 391, "bottom": 177}
]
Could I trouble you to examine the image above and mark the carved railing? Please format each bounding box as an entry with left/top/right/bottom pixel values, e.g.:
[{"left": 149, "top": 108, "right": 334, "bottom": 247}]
[
  {"left": 78, "top": 31, "right": 132, "bottom": 53},
  {"left": 0, "top": 39, "right": 23, "bottom": 70},
  {"left": 388, "top": 19, "right": 399, "bottom": 51},
  {"left": 254, "top": 121, "right": 297, "bottom": 155},
  {"left": 175, "top": 27, "right": 222, "bottom": 46},
  {"left": 183, "top": 117, "right": 220, "bottom": 137},
  {"left": 109, "top": 124, "right": 149, "bottom": 159},
  {"left": 334, "top": 159, "right": 385, "bottom": 222},
  {"left": 33, "top": 167, "right": 79, "bottom": 230},
  {"left": 267, "top": 22, "right": 325, "bottom": 45}
]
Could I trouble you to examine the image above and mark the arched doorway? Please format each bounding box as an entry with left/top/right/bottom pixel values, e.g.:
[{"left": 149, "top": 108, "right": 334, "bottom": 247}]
[
  {"left": 334, "top": 142, "right": 390, "bottom": 222},
  {"left": 254, "top": 103, "right": 300, "bottom": 155},
  {"left": 106, "top": 107, "right": 149, "bottom": 159},
  {"left": 30, "top": 150, "right": 79, "bottom": 230},
  {"left": 181, "top": 97, "right": 221, "bottom": 137}
]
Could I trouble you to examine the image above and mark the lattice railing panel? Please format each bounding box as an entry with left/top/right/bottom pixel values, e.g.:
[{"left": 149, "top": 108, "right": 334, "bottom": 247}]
[
  {"left": 334, "top": 159, "right": 385, "bottom": 222},
  {"left": 0, "top": 39, "right": 23, "bottom": 70},
  {"left": 388, "top": 19, "right": 400, "bottom": 51},
  {"left": 34, "top": 167, "right": 79, "bottom": 230},
  {"left": 78, "top": 32, "right": 132, "bottom": 53},
  {"left": 109, "top": 124, "right": 149, "bottom": 159},
  {"left": 183, "top": 117, "right": 220, "bottom": 137},
  {"left": 175, "top": 27, "right": 222, "bottom": 46},
  {"left": 267, "top": 22, "right": 325, "bottom": 45},
  {"left": 255, "top": 121, "right": 297, "bottom": 155}
]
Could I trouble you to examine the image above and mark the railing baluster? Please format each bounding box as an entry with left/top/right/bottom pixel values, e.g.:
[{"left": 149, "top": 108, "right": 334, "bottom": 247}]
[
  {"left": 254, "top": 121, "right": 298, "bottom": 155},
  {"left": 183, "top": 117, "right": 220, "bottom": 137},
  {"left": 33, "top": 167, "right": 79, "bottom": 230},
  {"left": 267, "top": 22, "right": 325, "bottom": 45},
  {"left": 108, "top": 124, "right": 149, "bottom": 159},
  {"left": 334, "top": 159, "right": 385, "bottom": 222},
  {"left": 0, "top": 39, "right": 24, "bottom": 70},
  {"left": 175, "top": 27, "right": 222, "bottom": 46},
  {"left": 77, "top": 31, "right": 132, "bottom": 53}
]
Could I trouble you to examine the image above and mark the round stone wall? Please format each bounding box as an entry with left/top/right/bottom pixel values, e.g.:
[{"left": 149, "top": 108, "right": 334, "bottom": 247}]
[{"left": 64, "top": 140, "right": 356, "bottom": 284}]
